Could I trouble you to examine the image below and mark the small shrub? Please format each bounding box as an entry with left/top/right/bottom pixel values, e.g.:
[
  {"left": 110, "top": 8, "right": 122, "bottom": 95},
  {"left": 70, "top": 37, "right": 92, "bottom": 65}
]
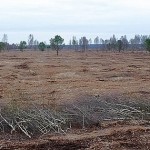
[
  {"left": 19, "top": 41, "right": 27, "bottom": 51},
  {"left": 145, "top": 39, "right": 150, "bottom": 52},
  {"left": 38, "top": 42, "right": 46, "bottom": 51}
]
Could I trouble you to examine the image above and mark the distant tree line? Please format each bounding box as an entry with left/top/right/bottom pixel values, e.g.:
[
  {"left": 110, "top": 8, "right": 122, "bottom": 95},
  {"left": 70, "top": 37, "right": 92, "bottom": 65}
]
[
  {"left": 1, "top": 34, "right": 150, "bottom": 54},
  {"left": 68, "top": 34, "right": 150, "bottom": 52}
]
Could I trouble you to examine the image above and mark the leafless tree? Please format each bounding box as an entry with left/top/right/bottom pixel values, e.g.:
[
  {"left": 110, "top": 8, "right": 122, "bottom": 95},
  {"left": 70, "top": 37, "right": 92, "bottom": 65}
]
[
  {"left": 120, "top": 35, "right": 129, "bottom": 50},
  {"left": 79, "top": 36, "right": 88, "bottom": 52},
  {"left": 94, "top": 36, "right": 100, "bottom": 51},
  {"left": 88, "top": 38, "right": 92, "bottom": 45},
  {"left": 33, "top": 40, "right": 39, "bottom": 50},
  {"left": 109, "top": 34, "right": 117, "bottom": 50},
  {"left": 2, "top": 34, "right": 8, "bottom": 50},
  {"left": 72, "top": 36, "right": 78, "bottom": 51},
  {"left": 28, "top": 34, "right": 34, "bottom": 49}
]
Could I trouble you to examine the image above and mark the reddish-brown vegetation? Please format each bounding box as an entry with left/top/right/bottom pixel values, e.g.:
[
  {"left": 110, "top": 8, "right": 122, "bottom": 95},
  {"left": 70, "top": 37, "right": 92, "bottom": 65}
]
[{"left": 0, "top": 51, "right": 150, "bottom": 149}]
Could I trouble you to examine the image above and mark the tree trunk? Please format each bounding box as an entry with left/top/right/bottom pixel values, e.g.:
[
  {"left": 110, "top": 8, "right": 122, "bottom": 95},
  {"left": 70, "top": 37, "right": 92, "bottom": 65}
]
[{"left": 57, "top": 49, "right": 58, "bottom": 56}]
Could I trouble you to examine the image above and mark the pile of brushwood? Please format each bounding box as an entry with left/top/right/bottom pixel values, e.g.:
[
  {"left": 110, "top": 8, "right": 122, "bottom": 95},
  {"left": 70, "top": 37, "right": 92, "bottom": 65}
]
[{"left": 0, "top": 95, "right": 149, "bottom": 138}]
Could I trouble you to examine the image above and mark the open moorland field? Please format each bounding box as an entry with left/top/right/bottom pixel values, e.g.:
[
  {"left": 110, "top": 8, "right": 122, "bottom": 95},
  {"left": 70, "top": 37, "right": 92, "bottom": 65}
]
[
  {"left": 1, "top": 50, "right": 150, "bottom": 104},
  {"left": 0, "top": 50, "right": 150, "bottom": 149}
]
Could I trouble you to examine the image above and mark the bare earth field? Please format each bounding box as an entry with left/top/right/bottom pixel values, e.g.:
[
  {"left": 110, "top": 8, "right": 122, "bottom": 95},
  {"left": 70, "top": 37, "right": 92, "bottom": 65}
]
[{"left": 0, "top": 50, "right": 150, "bottom": 149}]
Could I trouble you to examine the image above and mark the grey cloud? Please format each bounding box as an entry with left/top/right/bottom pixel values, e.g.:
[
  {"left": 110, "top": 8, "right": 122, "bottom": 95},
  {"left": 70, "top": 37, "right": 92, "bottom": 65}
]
[{"left": 0, "top": 0, "right": 150, "bottom": 43}]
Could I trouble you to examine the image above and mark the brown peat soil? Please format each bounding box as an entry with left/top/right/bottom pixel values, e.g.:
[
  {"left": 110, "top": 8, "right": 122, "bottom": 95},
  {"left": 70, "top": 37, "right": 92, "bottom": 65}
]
[{"left": 0, "top": 50, "right": 150, "bottom": 149}]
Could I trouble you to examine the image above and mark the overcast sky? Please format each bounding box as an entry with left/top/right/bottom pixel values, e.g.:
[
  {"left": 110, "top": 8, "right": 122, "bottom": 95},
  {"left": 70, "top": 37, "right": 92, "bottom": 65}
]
[{"left": 0, "top": 0, "right": 150, "bottom": 44}]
